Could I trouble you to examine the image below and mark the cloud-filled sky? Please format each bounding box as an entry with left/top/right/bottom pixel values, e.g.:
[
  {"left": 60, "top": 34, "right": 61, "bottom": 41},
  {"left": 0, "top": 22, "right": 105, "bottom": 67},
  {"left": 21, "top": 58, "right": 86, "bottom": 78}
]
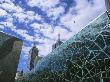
[{"left": 0, "top": 0, "right": 106, "bottom": 72}]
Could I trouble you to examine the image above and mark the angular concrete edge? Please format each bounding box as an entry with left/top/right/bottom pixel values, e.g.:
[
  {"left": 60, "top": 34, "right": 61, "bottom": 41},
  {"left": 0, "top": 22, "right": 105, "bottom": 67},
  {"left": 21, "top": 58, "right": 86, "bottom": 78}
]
[{"left": 0, "top": 32, "right": 23, "bottom": 82}]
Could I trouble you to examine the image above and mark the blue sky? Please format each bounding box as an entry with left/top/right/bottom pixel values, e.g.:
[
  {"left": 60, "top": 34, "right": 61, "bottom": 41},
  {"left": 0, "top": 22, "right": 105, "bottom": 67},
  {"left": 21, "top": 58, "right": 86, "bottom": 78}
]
[{"left": 0, "top": 0, "right": 106, "bottom": 72}]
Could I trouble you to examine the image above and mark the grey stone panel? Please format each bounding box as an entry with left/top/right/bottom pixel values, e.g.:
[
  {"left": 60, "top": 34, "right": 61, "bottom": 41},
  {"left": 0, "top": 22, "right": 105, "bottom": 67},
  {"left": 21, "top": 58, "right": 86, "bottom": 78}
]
[{"left": 0, "top": 32, "right": 23, "bottom": 82}]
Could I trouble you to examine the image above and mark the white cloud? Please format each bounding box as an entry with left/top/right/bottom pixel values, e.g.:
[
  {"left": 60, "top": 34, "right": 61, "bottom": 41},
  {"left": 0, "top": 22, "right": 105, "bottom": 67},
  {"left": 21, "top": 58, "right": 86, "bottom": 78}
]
[
  {"left": 0, "top": 24, "right": 5, "bottom": 29},
  {"left": 27, "top": 11, "right": 35, "bottom": 16},
  {"left": 30, "top": 23, "right": 45, "bottom": 30},
  {"left": 0, "top": 21, "right": 13, "bottom": 27},
  {"left": 0, "top": 8, "right": 7, "bottom": 16},
  {"left": 13, "top": 12, "right": 28, "bottom": 23},
  {"left": 53, "top": 26, "right": 72, "bottom": 40},
  {"left": 14, "top": 11, "right": 38, "bottom": 24},
  {"left": 13, "top": 11, "right": 42, "bottom": 23},
  {"left": 0, "top": 16, "right": 14, "bottom": 27},
  {"left": 30, "top": 22, "right": 54, "bottom": 38},
  {"left": 0, "top": 2, "right": 23, "bottom": 13},
  {"left": 0, "top": 0, "right": 4, "bottom": 3},
  {"left": 23, "top": 34, "right": 34, "bottom": 42},
  {"left": 28, "top": 0, "right": 59, "bottom": 9},
  {"left": 0, "top": 1, "right": 42, "bottom": 24},
  {"left": 37, "top": 41, "right": 53, "bottom": 56},
  {"left": 0, "top": 0, "right": 12, "bottom": 4},
  {"left": 60, "top": 0, "right": 106, "bottom": 39},
  {"left": 28, "top": 0, "right": 63, "bottom": 20},
  {"left": 12, "top": 28, "right": 34, "bottom": 41},
  {"left": 26, "top": 11, "right": 42, "bottom": 21},
  {"left": 22, "top": 46, "right": 32, "bottom": 58},
  {"left": 12, "top": 28, "right": 27, "bottom": 34},
  {"left": 47, "top": 6, "right": 65, "bottom": 20},
  {"left": 34, "top": 14, "right": 42, "bottom": 21},
  {"left": 0, "top": 14, "right": 14, "bottom": 30}
]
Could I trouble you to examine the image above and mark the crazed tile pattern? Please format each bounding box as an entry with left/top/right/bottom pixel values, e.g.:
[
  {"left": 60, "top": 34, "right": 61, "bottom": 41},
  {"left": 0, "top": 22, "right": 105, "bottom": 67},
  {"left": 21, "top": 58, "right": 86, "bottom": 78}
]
[{"left": 23, "top": 12, "right": 110, "bottom": 82}]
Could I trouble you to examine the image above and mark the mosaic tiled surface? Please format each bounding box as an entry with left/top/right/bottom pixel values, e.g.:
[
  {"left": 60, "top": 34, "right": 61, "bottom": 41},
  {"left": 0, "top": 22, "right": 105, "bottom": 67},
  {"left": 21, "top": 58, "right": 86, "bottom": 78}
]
[{"left": 24, "top": 12, "right": 110, "bottom": 82}]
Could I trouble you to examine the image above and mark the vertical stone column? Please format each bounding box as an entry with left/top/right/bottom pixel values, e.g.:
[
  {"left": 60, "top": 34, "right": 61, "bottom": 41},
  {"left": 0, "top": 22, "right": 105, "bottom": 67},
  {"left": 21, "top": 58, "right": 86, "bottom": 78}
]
[
  {"left": 105, "top": 0, "right": 110, "bottom": 13},
  {"left": 0, "top": 32, "right": 23, "bottom": 82}
]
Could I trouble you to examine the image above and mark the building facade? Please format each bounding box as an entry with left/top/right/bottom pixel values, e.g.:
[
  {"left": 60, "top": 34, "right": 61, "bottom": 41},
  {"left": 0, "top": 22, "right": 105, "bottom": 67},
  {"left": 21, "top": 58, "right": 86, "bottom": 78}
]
[
  {"left": 28, "top": 45, "right": 39, "bottom": 70},
  {"left": 0, "top": 32, "right": 23, "bottom": 82},
  {"left": 52, "top": 34, "right": 63, "bottom": 50}
]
